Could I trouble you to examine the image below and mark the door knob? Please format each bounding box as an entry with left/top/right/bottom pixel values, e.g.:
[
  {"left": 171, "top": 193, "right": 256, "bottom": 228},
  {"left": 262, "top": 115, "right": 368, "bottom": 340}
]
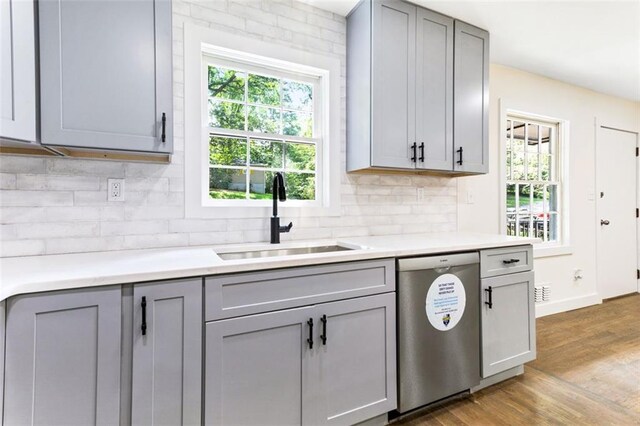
[{"left": 600, "top": 219, "right": 610, "bottom": 226}]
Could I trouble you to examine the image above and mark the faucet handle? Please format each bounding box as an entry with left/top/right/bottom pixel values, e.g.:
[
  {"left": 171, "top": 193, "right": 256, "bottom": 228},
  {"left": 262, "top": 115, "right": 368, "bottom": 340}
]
[{"left": 280, "top": 222, "right": 293, "bottom": 233}]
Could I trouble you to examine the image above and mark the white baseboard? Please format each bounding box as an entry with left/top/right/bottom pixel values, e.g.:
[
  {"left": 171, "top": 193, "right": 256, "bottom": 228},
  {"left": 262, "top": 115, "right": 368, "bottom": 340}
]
[{"left": 535, "top": 292, "right": 602, "bottom": 317}]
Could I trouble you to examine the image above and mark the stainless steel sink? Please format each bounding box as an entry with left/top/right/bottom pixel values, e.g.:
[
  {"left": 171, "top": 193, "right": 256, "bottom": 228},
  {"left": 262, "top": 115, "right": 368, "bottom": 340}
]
[{"left": 217, "top": 245, "right": 353, "bottom": 260}]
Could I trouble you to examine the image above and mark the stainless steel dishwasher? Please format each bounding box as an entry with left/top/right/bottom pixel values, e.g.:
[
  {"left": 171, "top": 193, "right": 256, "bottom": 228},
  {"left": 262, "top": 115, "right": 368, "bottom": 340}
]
[{"left": 396, "top": 252, "right": 480, "bottom": 413}]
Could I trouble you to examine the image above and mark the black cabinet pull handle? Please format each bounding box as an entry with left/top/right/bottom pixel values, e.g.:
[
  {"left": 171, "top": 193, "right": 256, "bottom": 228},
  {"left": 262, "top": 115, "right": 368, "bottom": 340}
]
[
  {"left": 320, "top": 315, "right": 327, "bottom": 345},
  {"left": 456, "top": 147, "right": 463, "bottom": 165},
  {"left": 485, "top": 286, "right": 493, "bottom": 309},
  {"left": 410, "top": 142, "right": 417, "bottom": 162},
  {"left": 419, "top": 142, "right": 425, "bottom": 162},
  {"left": 502, "top": 258, "right": 520, "bottom": 265},
  {"left": 141, "top": 296, "right": 147, "bottom": 335},
  {"left": 307, "top": 318, "right": 314, "bottom": 349},
  {"left": 161, "top": 113, "right": 166, "bottom": 143}
]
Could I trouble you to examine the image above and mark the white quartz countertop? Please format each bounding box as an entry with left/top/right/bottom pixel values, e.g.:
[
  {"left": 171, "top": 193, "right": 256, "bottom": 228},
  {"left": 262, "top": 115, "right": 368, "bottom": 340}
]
[{"left": 0, "top": 232, "right": 538, "bottom": 301}]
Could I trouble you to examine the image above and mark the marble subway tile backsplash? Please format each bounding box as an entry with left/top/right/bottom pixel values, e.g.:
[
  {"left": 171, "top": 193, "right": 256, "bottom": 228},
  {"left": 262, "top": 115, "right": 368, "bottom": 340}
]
[{"left": 0, "top": 0, "right": 457, "bottom": 257}]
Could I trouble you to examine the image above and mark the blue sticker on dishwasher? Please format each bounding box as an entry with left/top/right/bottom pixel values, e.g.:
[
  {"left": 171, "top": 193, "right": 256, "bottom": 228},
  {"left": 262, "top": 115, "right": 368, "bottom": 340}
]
[{"left": 425, "top": 274, "right": 466, "bottom": 331}]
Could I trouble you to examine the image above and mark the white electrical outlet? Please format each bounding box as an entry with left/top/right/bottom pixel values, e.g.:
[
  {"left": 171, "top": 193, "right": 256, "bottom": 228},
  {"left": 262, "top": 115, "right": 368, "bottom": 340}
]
[
  {"left": 466, "top": 191, "right": 475, "bottom": 204},
  {"left": 417, "top": 187, "right": 425, "bottom": 201},
  {"left": 108, "top": 178, "right": 125, "bottom": 202}
]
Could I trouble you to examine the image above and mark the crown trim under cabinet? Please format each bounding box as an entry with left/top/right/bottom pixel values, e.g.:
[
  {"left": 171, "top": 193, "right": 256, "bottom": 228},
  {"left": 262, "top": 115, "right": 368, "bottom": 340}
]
[{"left": 346, "top": 0, "right": 489, "bottom": 175}]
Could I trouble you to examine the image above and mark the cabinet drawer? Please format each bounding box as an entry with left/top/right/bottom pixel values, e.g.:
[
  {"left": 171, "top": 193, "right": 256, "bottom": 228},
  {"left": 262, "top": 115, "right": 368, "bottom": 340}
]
[
  {"left": 480, "top": 245, "right": 533, "bottom": 278},
  {"left": 205, "top": 259, "right": 395, "bottom": 321}
]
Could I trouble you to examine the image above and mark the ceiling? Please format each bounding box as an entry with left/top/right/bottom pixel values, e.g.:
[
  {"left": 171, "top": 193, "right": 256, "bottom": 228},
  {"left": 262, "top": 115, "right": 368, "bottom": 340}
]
[{"left": 301, "top": 0, "right": 640, "bottom": 102}]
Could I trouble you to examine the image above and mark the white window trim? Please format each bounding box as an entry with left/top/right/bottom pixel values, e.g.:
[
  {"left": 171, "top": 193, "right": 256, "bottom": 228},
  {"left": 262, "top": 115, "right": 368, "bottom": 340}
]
[
  {"left": 184, "top": 24, "right": 341, "bottom": 219},
  {"left": 498, "top": 99, "right": 572, "bottom": 258}
]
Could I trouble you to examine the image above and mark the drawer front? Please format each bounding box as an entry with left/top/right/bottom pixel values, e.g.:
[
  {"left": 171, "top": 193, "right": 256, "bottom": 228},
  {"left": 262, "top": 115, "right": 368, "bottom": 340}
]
[
  {"left": 205, "top": 259, "right": 395, "bottom": 321},
  {"left": 480, "top": 245, "right": 533, "bottom": 278}
]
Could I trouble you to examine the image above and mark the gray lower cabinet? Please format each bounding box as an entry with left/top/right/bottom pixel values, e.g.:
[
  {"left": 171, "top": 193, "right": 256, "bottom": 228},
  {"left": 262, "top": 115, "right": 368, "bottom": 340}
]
[
  {"left": 131, "top": 278, "right": 203, "bottom": 426},
  {"left": 205, "top": 293, "right": 396, "bottom": 426},
  {"left": 38, "top": 0, "right": 172, "bottom": 153},
  {"left": 3, "top": 286, "right": 122, "bottom": 426},
  {"left": 0, "top": 0, "right": 37, "bottom": 142},
  {"left": 480, "top": 271, "right": 536, "bottom": 377}
]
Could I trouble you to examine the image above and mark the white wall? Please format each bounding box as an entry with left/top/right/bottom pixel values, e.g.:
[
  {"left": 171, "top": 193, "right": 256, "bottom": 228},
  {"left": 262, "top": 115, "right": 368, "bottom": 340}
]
[
  {"left": 0, "top": 0, "right": 457, "bottom": 257},
  {"left": 458, "top": 64, "right": 640, "bottom": 316}
]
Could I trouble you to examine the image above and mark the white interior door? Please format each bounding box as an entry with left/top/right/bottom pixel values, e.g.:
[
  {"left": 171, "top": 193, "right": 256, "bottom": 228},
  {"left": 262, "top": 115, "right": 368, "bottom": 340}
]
[{"left": 596, "top": 126, "right": 638, "bottom": 299}]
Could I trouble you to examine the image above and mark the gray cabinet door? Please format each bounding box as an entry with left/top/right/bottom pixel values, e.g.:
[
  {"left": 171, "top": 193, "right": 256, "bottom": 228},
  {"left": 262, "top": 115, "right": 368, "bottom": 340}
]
[
  {"left": 316, "top": 293, "right": 397, "bottom": 426},
  {"left": 3, "top": 286, "right": 121, "bottom": 426},
  {"left": 1, "top": 0, "right": 37, "bottom": 142},
  {"left": 481, "top": 271, "right": 536, "bottom": 377},
  {"left": 371, "top": 0, "right": 416, "bottom": 169},
  {"left": 453, "top": 20, "right": 489, "bottom": 174},
  {"left": 132, "top": 279, "right": 202, "bottom": 426},
  {"left": 205, "top": 306, "right": 317, "bottom": 426},
  {"left": 38, "top": 0, "right": 172, "bottom": 153},
  {"left": 415, "top": 9, "right": 453, "bottom": 171}
]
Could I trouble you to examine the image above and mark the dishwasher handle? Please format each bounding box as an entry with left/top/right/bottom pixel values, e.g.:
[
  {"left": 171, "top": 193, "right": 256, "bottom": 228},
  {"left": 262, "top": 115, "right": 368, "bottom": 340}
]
[{"left": 484, "top": 286, "right": 493, "bottom": 309}]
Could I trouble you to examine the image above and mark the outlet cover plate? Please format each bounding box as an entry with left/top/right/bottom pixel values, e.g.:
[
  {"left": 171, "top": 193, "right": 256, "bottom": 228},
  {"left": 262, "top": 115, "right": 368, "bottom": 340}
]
[{"left": 108, "top": 178, "right": 125, "bottom": 202}]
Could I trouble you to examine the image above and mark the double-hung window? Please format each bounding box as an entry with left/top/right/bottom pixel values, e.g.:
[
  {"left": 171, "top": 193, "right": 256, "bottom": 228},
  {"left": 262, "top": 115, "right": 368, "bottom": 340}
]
[
  {"left": 505, "top": 115, "right": 563, "bottom": 244},
  {"left": 203, "top": 55, "right": 322, "bottom": 205}
]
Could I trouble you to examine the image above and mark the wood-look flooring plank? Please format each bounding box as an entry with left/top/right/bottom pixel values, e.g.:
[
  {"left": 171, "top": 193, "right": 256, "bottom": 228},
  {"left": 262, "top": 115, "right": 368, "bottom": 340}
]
[{"left": 394, "top": 294, "right": 640, "bottom": 426}]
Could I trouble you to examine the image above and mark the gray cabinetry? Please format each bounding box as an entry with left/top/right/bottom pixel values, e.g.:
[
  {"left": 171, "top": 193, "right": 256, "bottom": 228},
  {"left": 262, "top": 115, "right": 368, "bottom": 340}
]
[
  {"left": 371, "top": 0, "right": 416, "bottom": 169},
  {"left": 317, "top": 293, "right": 396, "bottom": 426},
  {"left": 205, "top": 306, "right": 316, "bottom": 426},
  {"left": 38, "top": 0, "right": 172, "bottom": 153},
  {"left": 480, "top": 246, "right": 536, "bottom": 378},
  {"left": 453, "top": 21, "right": 489, "bottom": 174},
  {"left": 132, "top": 279, "right": 203, "bottom": 426},
  {"left": 204, "top": 260, "right": 397, "bottom": 426},
  {"left": 0, "top": 0, "right": 37, "bottom": 142},
  {"left": 3, "top": 286, "right": 122, "bottom": 425},
  {"left": 347, "top": 0, "right": 488, "bottom": 175}
]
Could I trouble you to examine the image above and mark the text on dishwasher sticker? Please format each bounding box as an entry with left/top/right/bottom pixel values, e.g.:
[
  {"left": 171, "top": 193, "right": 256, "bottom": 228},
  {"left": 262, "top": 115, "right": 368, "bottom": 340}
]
[{"left": 425, "top": 273, "right": 466, "bottom": 331}]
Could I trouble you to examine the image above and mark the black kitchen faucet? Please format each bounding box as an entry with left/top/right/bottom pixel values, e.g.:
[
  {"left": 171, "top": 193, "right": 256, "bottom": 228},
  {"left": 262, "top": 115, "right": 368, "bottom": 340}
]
[{"left": 271, "top": 172, "right": 293, "bottom": 244}]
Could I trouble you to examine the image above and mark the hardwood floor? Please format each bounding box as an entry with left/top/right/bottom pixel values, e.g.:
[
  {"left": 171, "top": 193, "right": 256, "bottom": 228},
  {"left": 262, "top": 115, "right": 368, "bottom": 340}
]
[{"left": 396, "top": 294, "right": 640, "bottom": 425}]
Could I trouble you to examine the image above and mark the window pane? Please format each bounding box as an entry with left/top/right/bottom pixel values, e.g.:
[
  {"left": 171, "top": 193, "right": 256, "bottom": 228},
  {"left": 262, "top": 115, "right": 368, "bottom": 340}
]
[
  {"left": 512, "top": 121, "right": 525, "bottom": 144},
  {"left": 527, "top": 153, "right": 539, "bottom": 180},
  {"left": 209, "top": 136, "right": 246, "bottom": 166},
  {"left": 517, "top": 184, "right": 532, "bottom": 236},
  {"left": 506, "top": 150, "right": 512, "bottom": 180},
  {"left": 248, "top": 74, "right": 280, "bottom": 106},
  {"left": 527, "top": 123, "right": 539, "bottom": 153},
  {"left": 507, "top": 183, "right": 516, "bottom": 236},
  {"left": 540, "top": 126, "right": 554, "bottom": 154},
  {"left": 249, "top": 170, "right": 275, "bottom": 199},
  {"left": 540, "top": 154, "right": 552, "bottom": 181},
  {"left": 283, "top": 80, "right": 313, "bottom": 111},
  {"left": 209, "top": 168, "right": 247, "bottom": 199},
  {"left": 284, "top": 172, "right": 315, "bottom": 200},
  {"left": 248, "top": 106, "right": 280, "bottom": 134},
  {"left": 250, "top": 139, "right": 284, "bottom": 168},
  {"left": 512, "top": 151, "right": 525, "bottom": 180},
  {"left": 533, "top": 212, "right": 546, "bottom": 240},
  {"left": 286, "top": 142, "right": 316, "bottom": 171},
  {"left": 548, "top": 212, "right": 559, "bottom": 242},
  {"left": 209, "top": 100, "right": 245, "bottom": 130},
  {"left": 532, "top": 184, "right": 544, "bottom": 212},
  {"left": 208, "top": 66, "right": 245, "bottom": 101},
  {"left": 283, "top": 110, "right": 313, "bottom": 138},
  {"left": 545, "top": 184, "right": 559, "bottom": 212}
]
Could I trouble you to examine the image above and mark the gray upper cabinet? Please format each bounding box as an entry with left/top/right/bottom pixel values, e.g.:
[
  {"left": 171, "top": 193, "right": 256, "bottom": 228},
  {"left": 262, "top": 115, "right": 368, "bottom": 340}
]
[
  {"left": 480, "top": 271, "right": 536, "bottom": 377},
  {"left": 453, "top": 20, "right": 489, "bottom": 174},
  {"left": 347, "top": 0, "right": 489, "bottom": 175},
  {"left": 38, "top": 0, "right": 172, "bottom": 154},
  {"left": 415, "top": 9, "right": 454, "bottom": 171},
  {"left": 371, "top": 0, "right": 416, "bottom": 169},
  {"left": 132, "top": 279, "right": 202, "bottom": 426},
  {"left": 3, "top": 286, "right": 122, "bottom": 426},
  {"left": 0, "top": 0, "right": 37, "bottom": 142}
]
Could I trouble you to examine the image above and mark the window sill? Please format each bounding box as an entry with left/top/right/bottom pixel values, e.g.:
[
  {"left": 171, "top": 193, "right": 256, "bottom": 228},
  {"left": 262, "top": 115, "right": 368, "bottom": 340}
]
[{"left": 533, "top": 244, "right": 572, "bottom": 259}]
